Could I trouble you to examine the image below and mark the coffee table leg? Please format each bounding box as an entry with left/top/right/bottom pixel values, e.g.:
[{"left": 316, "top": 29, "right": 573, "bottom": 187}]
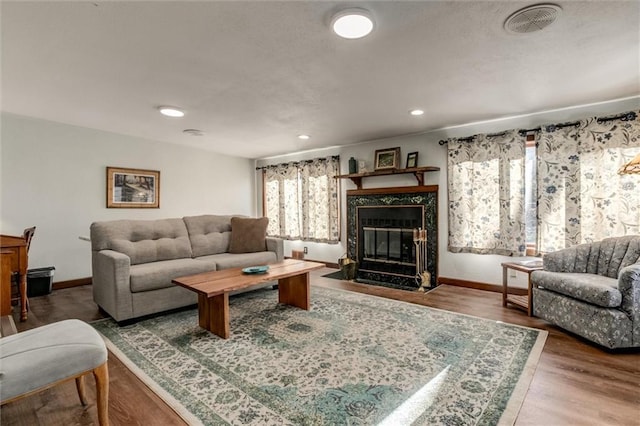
[
  {"left": 278, "top": 272, "right": 310, "bottom": 310},
  {"left": 198, "top": 293, "right": 229, "bottom": 339}
]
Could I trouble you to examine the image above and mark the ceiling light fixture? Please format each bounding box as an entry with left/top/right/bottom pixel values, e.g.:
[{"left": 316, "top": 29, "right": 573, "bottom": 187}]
[
  {"left": 298, "top": 134, "right": 310, "bottom": 140},
  {"left": 410, "top": 109, "right": 425, "bottom": 116},
  {"left": 158, "top": 106, "right": 185, "bottom": 118},
  {"left": 331, "top": 8, "right": 374, "bottom": 39},
  {"left": 183, "top": 129, "right": 204, "bottom": 136}
]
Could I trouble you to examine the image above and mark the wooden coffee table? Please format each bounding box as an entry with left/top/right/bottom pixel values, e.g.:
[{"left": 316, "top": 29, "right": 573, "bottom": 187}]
[{"left": 172, "top": 259, "right": 325, "bottom": 339}]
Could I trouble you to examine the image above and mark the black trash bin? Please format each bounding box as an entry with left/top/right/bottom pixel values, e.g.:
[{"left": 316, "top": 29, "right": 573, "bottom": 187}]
[{"left": 27, "top": 267, "right": 55, "bottom": 297}]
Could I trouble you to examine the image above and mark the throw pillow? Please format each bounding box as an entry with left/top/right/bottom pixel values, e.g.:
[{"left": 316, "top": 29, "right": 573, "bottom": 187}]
[{"left": 228, "top": 217, "right": 269, "bottom": 253}]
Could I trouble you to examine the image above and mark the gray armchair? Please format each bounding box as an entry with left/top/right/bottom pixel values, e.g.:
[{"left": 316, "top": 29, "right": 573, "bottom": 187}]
[{"left": 532, "top": 235, "right": 640, "bottom": 349}]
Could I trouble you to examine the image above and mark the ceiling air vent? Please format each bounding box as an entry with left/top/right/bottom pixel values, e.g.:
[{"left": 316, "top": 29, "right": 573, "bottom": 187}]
[{"left": 504, "top": 4, "right": 562, "bottom": 34}]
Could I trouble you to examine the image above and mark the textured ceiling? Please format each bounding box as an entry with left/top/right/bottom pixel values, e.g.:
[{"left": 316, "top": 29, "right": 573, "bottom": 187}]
[{"left": 1, "top": 1, "right": 639, "bottom": 159}]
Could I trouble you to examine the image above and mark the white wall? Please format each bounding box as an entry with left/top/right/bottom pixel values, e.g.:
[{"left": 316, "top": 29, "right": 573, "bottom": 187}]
[
  {"left": 0, "top": 113, "right": 256, "bottom": 282},
  {"left": 256, "top": 96, "right": 640, "bottom": 288}
]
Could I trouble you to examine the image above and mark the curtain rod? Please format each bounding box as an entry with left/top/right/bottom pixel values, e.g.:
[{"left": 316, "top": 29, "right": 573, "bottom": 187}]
[
  {"left": 437, "top": 111, "right": 637, "bottom": 145},
  {"left": 255, "top": 155, "right": 340, "bottom": 171}
]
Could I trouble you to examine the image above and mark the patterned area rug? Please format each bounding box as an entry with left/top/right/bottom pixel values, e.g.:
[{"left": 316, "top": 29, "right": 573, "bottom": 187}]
[{"left": 93, "top": 286, "right": 546, "bottom": 425}]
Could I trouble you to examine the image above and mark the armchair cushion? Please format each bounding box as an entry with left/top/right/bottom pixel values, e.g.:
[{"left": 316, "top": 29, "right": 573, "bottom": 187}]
[{"left": 533, "top": 271, "right": 620, "bottom": 308}]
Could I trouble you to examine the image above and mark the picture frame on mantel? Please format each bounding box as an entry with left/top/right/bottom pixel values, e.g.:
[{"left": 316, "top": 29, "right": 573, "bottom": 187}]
[
  {"left": 374, "top": 147, "right": 401, "bottom": 170},
  {"left": 106, "top": 166, "right": 160, "bottom": 208},
  {"left": 406, "top": 151, "right": 419, "bottom": 168}
]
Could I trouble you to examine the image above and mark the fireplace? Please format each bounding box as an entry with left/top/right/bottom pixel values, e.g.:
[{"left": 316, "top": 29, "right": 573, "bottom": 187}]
[
  {"left": 358, "top": 205, "right": 422, "bottom": 281},
  {"left": 347, "top": 186, "right": 437, "bottom": 290}
]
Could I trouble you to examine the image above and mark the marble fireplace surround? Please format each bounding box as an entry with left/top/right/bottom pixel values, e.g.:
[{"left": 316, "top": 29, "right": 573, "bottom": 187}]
[{"left": 346, "top": 185, "right": 438, "bottom": 290}]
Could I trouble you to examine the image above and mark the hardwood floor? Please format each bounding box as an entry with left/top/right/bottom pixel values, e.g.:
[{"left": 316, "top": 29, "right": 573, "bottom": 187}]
[{"left": 2, "top": 268, "right": 638, "bottom": 425}]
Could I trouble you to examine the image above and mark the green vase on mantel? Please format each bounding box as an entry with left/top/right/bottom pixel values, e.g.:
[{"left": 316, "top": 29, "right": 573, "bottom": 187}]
[{"left": 348, "top": 157, "right": 358, "bottom": 174}]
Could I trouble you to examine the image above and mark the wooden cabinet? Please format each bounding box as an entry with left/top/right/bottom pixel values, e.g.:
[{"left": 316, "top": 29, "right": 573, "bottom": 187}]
[{"left": 0, "top": 235, "right": 28, "bottom": 321}]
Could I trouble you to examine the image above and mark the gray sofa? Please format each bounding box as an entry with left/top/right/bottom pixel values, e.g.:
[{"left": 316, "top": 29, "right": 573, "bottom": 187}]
[
  {"left": 90, "top": 215, "right": 284, "bottom": 322},
  {"left": 532, "top": 235, "right": 640, "bottom": 349}
]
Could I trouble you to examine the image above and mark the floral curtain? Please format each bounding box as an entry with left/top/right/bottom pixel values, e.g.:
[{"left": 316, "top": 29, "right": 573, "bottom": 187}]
[
  {"left": 447, "top": 130, "right": 527, "bottom": 256},
  {"left": 263, "top": 156, "right": 340, "bottom": 243},
  {"left": 299, "top": 158, "right": 340, "bottom": 243},
  {"left": 536, "top": 112, "right": 640, "bottom": 252},
  {"left": 264, "top": 164, "right": 300, "bottom": 239}
]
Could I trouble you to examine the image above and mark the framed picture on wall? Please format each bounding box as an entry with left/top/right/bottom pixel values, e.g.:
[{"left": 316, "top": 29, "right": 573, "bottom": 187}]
[
  {"left": 374, "top": 147, "right": 401, "bottom": 170},
  {"left": 406, "top": 152, "right": 419, "bottom": 168},
  {"left": 106, "top": 167, "right": 160, "bottom": 208}
]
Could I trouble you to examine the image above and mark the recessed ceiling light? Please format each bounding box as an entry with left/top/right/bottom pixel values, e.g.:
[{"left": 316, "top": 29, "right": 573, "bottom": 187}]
[
  {"left": 331, "top": 8, "right": 374, "bottom": 39},
  {"left": 183, "top": 129, "right": 204, "bottom": 136},
  {"left": 298, "top": 134, "right": 310, "bottom": 140},
  {"left": 158, "top": 106, "right": 185, "bottom": 117},
  {"left": 410, "top": 109, "right": 425, "bottom": 116}
]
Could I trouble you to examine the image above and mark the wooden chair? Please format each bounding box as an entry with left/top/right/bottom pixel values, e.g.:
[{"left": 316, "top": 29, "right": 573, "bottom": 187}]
[
  {"left": 23, "top": 227, "right": 36, "bottom": 252},
  {"left": 11, "top": 227, "right": 35, "bottom": 306}
]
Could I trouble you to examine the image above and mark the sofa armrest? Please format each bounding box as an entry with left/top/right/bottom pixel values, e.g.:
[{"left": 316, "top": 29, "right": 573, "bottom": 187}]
[
  {"left": 619, "top": 263, "right": 640, "bottom": 315},
  {"left": 619, "top": 263, "right": 640, "bottom": 345},
  {"left": 92, "top": 249, "right": 133, "bottom": 321},
  {"left": 266, "top": 237, "right": 284, "bottom": 262}
]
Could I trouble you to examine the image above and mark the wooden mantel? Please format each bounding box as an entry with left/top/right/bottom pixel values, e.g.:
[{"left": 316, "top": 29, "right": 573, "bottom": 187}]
[{"left": 335, "top": 166, "right": 440, "bottom": 190}]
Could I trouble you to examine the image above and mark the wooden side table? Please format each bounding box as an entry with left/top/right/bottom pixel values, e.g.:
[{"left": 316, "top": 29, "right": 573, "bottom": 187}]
[{"left": 501, "top": 261, "right": 543, "bottom": 316}]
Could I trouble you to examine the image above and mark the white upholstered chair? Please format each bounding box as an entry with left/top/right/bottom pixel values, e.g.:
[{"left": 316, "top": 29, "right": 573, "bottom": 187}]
[{"left": 0, "top": 319, "right": 109, "bottom": 425}]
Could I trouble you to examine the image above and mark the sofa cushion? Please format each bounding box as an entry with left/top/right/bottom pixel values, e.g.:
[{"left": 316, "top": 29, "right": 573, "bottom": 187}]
[
  {"left": 91, "top": 219, "right": 192, "bottom": 265},
  {"left": 228, "top": 217, "right": 268, "bottom": 254},
  {"left": 532, "top": 271, "right": 621, "bottom": 308},
  {"left": 129, "top": 258, "right": 217, "bottom": 293},
  {"left": 183, "top": 215, "right": 233, "bottom": 257},
  {"left": 196, "top": 252, "right": 277, "bottom": 270}
]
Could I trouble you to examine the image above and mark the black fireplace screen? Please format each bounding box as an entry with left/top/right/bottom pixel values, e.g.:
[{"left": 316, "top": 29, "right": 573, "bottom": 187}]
[
  {"left": 362, "top": 227, "right": 416, "bottom": 266},
  {"left": 356, "top": 205, "right": 424, "bottom": 284}
]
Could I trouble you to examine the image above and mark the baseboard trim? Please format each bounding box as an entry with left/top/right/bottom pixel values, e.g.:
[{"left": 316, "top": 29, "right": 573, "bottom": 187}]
[
  {"left": 52, "top": 277, "right": 92, "bottom": 290},
  {"left": 437, "top": 276, "right": 527, "bottom": 295}
]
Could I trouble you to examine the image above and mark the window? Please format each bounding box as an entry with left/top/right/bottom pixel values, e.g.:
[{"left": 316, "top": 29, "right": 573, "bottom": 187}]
[
  {"left": 263, "top": 156, "right": 340, "bottom": 243},
  {"left": 536, "top": 116, "right": 640, "bottom": 253},
  {"left": 447, "top": 111, "right": 640, "bottom": 257},
  {"left": 524, "top": 135, "right": 537, "bottom": 255},
  {"left": 447, "top": 130, "right": 527, "bottom": 256}
]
